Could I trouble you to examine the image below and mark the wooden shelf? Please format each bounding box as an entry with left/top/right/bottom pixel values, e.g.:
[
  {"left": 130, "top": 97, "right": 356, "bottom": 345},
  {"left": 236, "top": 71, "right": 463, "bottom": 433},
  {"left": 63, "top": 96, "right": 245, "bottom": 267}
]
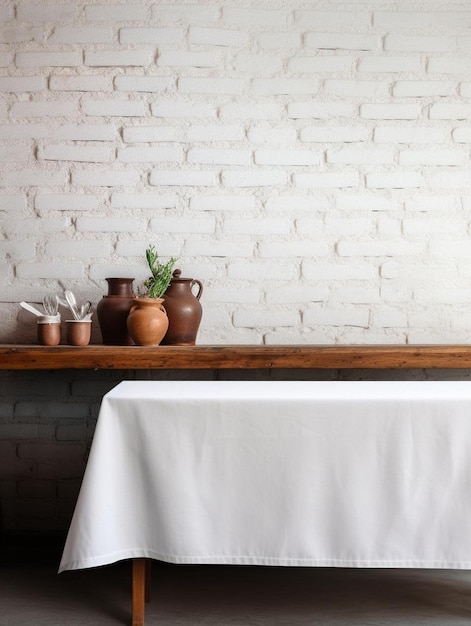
[{"left": 2, "top": 344, "right": 471, "bottom": 370}]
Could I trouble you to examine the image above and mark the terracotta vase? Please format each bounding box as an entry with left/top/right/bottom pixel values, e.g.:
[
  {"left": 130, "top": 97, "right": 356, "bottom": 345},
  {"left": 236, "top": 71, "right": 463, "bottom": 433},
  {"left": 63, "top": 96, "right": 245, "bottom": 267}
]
[
  {"left": 161, "top": 269, "right": 203, "bottom": 345},
  {"left": 127, "top": 297, "right": 169, "bottom": 346},
  {"left": 96, "top": 278, "right": 135, "bottom": 345}
]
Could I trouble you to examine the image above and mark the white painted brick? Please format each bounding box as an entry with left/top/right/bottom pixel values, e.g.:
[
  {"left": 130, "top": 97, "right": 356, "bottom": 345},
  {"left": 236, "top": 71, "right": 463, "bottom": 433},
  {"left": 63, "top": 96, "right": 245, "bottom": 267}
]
[
  {"left": 294, "top": 172, "right": 360, "bottom": 189},
  {"left": 204, "top": 286, "right": 260, "bottom": 304},
  {"left": 151, "top": 5, "right": 218, "bottom": 23},
  {"left": 120, "top": 27, "right": 183, "bottom": 45},
  {"left": 336, "top": 194, "right": 397, "bottom": 212},
  {"left": 223, "top": 7, "right": 288, "bottom": 27},
  {"left": 85, "top": 4, "right": 148, "bottom": 21},
  {"left": 366, "top": 172, "right": 423, "bottom": 189},
  {"left": 45, "top": 240, "right": 112, "bottom": 258},
  {"left": 0, "top": 144, "right": 31, "bottom": 162},
  {"left": 399, "top": 149, "right": 465, "bottom": 166},
  {"left": 393, "top": 81, "right": 456, "bottom": 97},
  {"left": 430, "top": 103, "right": 471, "bottom": 120},
  {"left": 76, "top": 217, "right": 142, "bottom": 233},
  {"left": 39, "top": 144, "right": 114, "bottom": 163},
  {"left": 0, "top": 5, "right": 13, "bottom": 20},
  {"left": 118, "top": 146, "right": 183, "bottom": 163},
  {"left": 83, "top": 100, "right": 147, "bottom": 117},
  {"left": 259, "top": 241, "right": 328, "bottom": 257},
  {"left": 296, "top": 10, "right": 371, "bottom": 29},
  {"left": 0, "top": 76, "right": 45, "bottom": 91},
  {"left": 222, "top": 170, "right": 287, "bottom": 187},
  {"left": 303, "top": 262, "right": 376, "bottom": 280},
  {"left": 50, "top": 27, "right": 113, "bottom": 43},
  {"left": 0, "top": 194, "right": 27, "bottom": 211},
  {"left": 288, "top": 101, "right": 356, "bottom": 119},
  {"left": 337, "top": 240, "right": 423, "bottom": 257},
  {"left": 327, "top": 147, "right": 394, "bottom": 165},
  {"left": 71, "top": 170, "right": 140, "bottom": 187},
  {"left": 0, "top": 52, "right": 11, "bottom": 67},
  {"left": 385, "top": 35, "right": 455, "bottom": 53},
  {"left": 428, "top": 57, "right": 471, "bottom": 74},
  {"left": 151, "top": 216, "right": 215, "bottom": 234},
  {"left": 223, "top": 218, "right": 292, "bottom": 235},
  {"left": 17, "top": 3, "right": 76, "bottom": 21},
  {"left": 289, "top": 56, "right": 353, "bottom": 74},
  {"left": 179, "top": 77, "right": 245, "bottom": 95},
  {"left": 151, "top": 101, "right": 216, "bottom": 119},
  {"left": 266, "top": 285, "right": 327, "bottom": 304},
  {"left": 374, "top": 11, "right": 471, "bottom": 30},
  {"left": 252, "top": 78, "right": 318, "bottom": 96},
  {"left": 403, "top": 217, "right": 465, "bottom": 235},
  {"left": 360, "top": 104, "right": 420, "bottom": 120},
  {"left": 189, "top": 27, "right": 249, "bottom": 48},
  {"left": 158, "top": 50, "right": 217, "bottom": 68},
  {"left": 187, "top": 124, "right": 244, "bottom": 142},
  {"left": 305, "top": 33, "right": 379, "bottom": 51},
  {"left": 115, "top": 240, "right": 180, "bottom": 258},
  {"left": 220, "top": 102, "right": 281, "bottom": 120},
  {"left": 372, "top": 311, "right": 408, "bottom": 328},
  {"left": 404, "top": 194, "right": 458, "bottom": 212},
  {"left": 114, "top": 76, "right": 174, "bottom": 93},
  {"left": 331, "top": 287, "right": 380, "bottom": 304},
  {"left": 0, "top": 124, "right": 48, "bottom": 139},
  {"left": 190, "top": 196, "right": 256, "bottom": 211},
  {"left": 0, "top": 169, "right": 68, "bottom": 186},
  {"left": 16, "top": 263, "right": 82, "bottom": 279},
  {"left": 184, "top": 240, "right": 254, "bottom": 258},
  {"left": 233, "top": 309, "right": 299, "bottom": 328},
  {"left": 303, "top": 308, "right": 369, "bottom": 328},
  {"left": 124, "top": 126, "right": 179, "bottom": 142},
  {"left": 15, "top": 51, "right": 81, "bottom": 67},
  {"left": 11, "top": 101, "right": 79, "bottom": 118},
  {"left": 85, "top": 50, "right": 153, "bottom": 67},
  {"left": 461, "top": 83, "right": 471, "bottom": 97},
  {"left": 247, "top": 126, "right": 296, "bottom": 144},
  {"left": 427, "top": 170, "right": 471, "bottom": 188},
  {"left": 300, "top": 126, "right": 369, "bottom": 143},
  {"left": 111, "top": 193, "right": 177, "bottom": 209},
  {"left": 358, "top": 56, "right": 422, "bottom": 73},
  {"left": 429, "top": 240, "right": 471, "bottom": 258},
  {"left": 255, "top": 149, "right": 320, "bottom": 166},
  {"left": 325, "top": 216, "right": 375, "bottom": 236},
  {"left": 0, "top": 242, "right": 33, "bottom": 262},
  {"left": 0, "top": 26, "right": 35, "bottom": 44},
  {"left": 188, "top": 148, "right": 250, "bottom": 165},
  {"left": 377, "top": 217, "right": 401, "bottom": 237},
  {"left": 258, "top": 32, "right": 300, "bottom": 49},
  {"left": 150, "top": 170, "right": 217, "bottom": 186},
  {"left": 325, "top": 80, "right": 389, "bottom": 98},
  {"left": 35, "top": 194, "right": 99, "bottom": 212},
  {"left": 374, "top": 126, "right": 447, "bottom": 144},
  {"left": 3, "top": 216, "right": 68, "bottom": 234},
  {"left": 228, "top": 260, "right": 297, "bottom": 281},
  {"left": 415, "top": 287, "right": 471, "bottom": 305},
  {"left": 50, "top": 124, "right": 116, "bottom": 141},
  {"left": 49, "top": 75, "right": 112, "bottom": 92},
  {"left": 454, "top": 127, "right": 471, "bottom": 142}
]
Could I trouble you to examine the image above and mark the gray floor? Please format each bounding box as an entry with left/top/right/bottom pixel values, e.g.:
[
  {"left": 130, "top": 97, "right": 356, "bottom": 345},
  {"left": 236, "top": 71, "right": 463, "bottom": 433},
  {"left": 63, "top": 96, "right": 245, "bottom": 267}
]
[{"left": 1, "top": 554, "right": 471, "bottom": 626}]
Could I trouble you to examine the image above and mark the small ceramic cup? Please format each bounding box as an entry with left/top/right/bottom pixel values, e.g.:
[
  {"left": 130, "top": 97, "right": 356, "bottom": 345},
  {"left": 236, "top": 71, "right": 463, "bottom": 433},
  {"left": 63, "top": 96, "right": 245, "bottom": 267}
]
[
  {"left": 66, "top": 320, "right": 92, "bottom": 346},
  {"left": 37, "top": 315, "right": 61, "bottom": 346}
]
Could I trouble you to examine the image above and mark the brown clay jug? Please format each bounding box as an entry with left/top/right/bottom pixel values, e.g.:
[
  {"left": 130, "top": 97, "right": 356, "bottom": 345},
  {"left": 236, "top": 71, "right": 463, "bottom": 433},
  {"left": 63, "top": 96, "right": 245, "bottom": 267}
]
[
  {"left": 161, "top": 269, "right": 203, "bottom": 345},
  {"left": 96, "top": 278, "right": 135, "bottom": 345},
  {"left": 126, "top": 297, "right": 169, "bottom": 346}
]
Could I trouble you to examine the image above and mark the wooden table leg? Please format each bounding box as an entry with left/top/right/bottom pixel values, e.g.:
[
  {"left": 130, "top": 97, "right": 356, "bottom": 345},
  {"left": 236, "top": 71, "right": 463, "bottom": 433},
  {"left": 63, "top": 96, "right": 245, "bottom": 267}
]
[{"left": 132, "top": 558, "right": 147, "bottom": 626}]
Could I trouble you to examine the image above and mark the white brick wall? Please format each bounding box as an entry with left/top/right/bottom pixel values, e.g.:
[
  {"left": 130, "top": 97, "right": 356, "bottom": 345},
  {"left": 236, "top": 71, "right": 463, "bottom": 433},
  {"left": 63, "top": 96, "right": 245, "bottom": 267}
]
[{"left": 1, "top": 0, "right": 471, "bottom": 349}]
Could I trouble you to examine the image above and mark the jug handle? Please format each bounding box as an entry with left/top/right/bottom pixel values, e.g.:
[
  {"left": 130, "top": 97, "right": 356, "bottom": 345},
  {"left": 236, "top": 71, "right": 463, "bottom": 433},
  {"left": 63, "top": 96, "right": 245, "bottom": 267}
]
[{"left": 191, "top": 279, "right": 203, "bottom": 300}]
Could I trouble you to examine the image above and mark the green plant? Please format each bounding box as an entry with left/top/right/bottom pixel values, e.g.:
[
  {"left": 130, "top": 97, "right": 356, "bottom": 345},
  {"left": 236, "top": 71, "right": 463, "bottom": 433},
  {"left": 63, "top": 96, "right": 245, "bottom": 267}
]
[{"left": 144, "top": 245, "right": 177, "bottom": 299}]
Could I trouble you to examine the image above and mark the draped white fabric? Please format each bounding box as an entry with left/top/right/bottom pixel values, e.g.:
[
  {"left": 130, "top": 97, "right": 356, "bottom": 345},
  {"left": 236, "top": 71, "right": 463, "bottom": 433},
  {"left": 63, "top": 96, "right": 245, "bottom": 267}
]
[{"left": 59, "top": 380, "right": 471, "bottom": 573}]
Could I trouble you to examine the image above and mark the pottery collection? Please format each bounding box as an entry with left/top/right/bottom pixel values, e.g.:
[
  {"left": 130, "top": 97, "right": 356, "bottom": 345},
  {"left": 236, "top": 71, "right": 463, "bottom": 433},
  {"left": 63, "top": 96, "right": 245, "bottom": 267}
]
[
  {"left": 96, "top": 278, "right": 135, "bottom": 345},
  {"left": 127, "top": 297, "right": 169, "bottom": 346},
  {"left": 161, "top": 269, "right": 203, "bottom": 346}
]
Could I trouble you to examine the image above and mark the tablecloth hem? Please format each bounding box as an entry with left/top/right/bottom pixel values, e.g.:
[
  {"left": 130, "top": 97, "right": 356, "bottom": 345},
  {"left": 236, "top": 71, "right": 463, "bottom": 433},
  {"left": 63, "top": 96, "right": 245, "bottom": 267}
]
[{"left": 59, "top": 550, "right": 471, "bottom": 573}]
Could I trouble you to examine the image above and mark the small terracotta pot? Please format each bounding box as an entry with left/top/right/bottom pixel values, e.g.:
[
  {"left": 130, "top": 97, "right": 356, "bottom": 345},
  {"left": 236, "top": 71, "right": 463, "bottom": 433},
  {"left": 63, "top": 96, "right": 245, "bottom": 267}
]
[
  {"left": 66, "top": 320, "right": 92, "bottom": 346},
  {"left": 37, "top": 316, "right": 61, "bottom": 346},
  {"left": 126, "top": 297, "right": 169, "bottom": 346}
]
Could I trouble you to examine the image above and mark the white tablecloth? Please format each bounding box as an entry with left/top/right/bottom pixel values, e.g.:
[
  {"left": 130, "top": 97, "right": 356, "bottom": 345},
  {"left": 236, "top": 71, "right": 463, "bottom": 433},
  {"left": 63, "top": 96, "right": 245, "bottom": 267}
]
[{"left": 60, "top": 380, "right": 471, "bottom": 572}]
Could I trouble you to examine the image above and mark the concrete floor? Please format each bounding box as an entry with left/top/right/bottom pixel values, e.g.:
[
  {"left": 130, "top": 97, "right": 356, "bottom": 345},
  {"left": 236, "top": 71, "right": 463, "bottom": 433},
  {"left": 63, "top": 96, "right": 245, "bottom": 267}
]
[{"left": 2, "top": 536, "right": 471, "bottom": 625}]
